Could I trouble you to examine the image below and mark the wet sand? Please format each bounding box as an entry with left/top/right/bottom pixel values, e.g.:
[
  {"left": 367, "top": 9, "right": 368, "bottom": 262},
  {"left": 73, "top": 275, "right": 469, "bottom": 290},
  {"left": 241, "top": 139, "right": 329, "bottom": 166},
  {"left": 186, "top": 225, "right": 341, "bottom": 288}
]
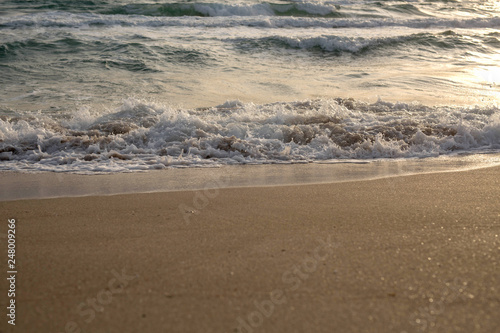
[{"left": 0, "top": 166, "right": 499, "bottom": 332}]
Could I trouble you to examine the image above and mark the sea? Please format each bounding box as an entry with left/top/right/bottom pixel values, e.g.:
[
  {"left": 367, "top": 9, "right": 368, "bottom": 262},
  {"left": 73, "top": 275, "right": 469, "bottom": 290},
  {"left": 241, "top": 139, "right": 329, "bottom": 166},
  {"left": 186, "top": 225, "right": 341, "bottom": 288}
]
[{"left": 1, "top": 0, "right": 500, "bottom": 173}]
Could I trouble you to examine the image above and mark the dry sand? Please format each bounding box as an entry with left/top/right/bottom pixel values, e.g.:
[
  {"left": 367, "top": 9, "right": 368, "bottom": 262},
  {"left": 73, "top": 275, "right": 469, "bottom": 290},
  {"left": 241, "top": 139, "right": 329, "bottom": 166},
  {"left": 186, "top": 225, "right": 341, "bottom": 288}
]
[{"left": 1, "top": 166, "right": 499, "bottom": 333}]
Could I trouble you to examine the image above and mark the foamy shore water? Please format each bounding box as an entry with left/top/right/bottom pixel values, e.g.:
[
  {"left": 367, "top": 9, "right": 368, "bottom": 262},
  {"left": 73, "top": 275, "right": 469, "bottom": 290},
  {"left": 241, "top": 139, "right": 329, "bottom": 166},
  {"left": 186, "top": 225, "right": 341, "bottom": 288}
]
[
  {"left": 2, "top": 152, "right": 500, "bottom": 201},
  {"left": 2, "top": 98, "right": 500, "bottom": 174}
]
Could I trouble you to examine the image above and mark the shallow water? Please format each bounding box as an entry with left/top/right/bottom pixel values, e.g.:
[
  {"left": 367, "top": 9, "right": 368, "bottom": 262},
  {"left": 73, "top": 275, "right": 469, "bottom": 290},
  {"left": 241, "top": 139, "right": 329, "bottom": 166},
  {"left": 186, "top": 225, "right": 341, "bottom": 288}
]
[{"left": 2, "top": 153, "right": 500, "bottom": 200}]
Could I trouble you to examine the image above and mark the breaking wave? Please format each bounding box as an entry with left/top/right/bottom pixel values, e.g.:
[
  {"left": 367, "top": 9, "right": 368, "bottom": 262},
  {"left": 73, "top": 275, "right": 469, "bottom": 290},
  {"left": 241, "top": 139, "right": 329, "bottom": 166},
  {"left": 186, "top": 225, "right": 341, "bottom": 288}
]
[
  {"left": 230, "top": 31, "right": 493, "bottom": 54},
  {"left": 1, "top": 98, "right": 499, "bottom": 173}
]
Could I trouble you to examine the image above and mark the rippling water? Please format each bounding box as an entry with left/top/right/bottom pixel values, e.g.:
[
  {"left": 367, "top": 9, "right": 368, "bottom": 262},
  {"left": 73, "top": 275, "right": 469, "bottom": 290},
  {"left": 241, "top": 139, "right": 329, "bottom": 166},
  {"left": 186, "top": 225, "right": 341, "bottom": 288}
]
[{"left": 1, "top": 0, "right": 500, "bottom": 173}]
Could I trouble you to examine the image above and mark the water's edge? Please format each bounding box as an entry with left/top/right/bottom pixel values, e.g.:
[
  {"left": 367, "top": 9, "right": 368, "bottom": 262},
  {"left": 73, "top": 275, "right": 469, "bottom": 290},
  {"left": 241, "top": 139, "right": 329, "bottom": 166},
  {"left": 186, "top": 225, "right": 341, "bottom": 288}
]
[{"left": 2, "top": 153, "right": 499, "bottom": 201}]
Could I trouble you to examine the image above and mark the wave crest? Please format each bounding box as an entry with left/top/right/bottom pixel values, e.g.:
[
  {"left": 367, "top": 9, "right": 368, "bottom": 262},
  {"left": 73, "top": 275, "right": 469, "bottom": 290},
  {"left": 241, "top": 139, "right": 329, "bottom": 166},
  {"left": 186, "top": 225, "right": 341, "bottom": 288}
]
[{"left": 2, "top": 12, "right": 500, "bottom": 30}]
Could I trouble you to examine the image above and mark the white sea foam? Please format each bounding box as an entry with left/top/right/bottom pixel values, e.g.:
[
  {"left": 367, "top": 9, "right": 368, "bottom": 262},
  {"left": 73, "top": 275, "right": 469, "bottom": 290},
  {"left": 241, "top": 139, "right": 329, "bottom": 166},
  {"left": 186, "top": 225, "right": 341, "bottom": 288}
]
[
  {"left": 2, "top": 11, "right": 500, "bottom": 30},
  {"left": 1, "top": 98, "right": 499, "bottom": 173}
]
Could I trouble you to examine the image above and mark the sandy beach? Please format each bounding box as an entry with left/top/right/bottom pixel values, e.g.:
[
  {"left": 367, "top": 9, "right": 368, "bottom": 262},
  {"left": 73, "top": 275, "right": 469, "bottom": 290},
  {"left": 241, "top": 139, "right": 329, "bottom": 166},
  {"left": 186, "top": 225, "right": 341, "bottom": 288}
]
[{"left": 1, "top": 166, "right": 499, "bottom": 333}]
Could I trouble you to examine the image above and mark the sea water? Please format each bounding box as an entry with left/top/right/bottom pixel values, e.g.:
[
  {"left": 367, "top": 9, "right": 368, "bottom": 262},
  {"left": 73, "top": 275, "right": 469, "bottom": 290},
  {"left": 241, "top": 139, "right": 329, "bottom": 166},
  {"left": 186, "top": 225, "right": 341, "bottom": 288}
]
[{"left": 1, "top": 0, "right": 500, "bottom": 173}]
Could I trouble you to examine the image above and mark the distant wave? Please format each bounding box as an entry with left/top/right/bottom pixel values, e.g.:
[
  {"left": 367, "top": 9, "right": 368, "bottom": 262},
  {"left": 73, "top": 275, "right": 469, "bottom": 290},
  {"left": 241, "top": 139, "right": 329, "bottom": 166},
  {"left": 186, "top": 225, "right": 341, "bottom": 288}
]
[
  {"left": 229, "top": 31, "right": 496, "bottom": 55},
  {"left": 2, "top": 11, "right": 500, "bottom": 30},
  {"left": 2, "top": 1, "right": 431, "bottom": 19},
  {"left": 100, "top": 2, "right": 350, "bottom": 18},
  {"left": 29, "top": 0, "right": 500, "bottom": 21},
  {"left": 3, "top": 31, "right": 494, "bottom": 65},
  {"left": 1, "top": 98, "right": 499, "bottom": 173}
]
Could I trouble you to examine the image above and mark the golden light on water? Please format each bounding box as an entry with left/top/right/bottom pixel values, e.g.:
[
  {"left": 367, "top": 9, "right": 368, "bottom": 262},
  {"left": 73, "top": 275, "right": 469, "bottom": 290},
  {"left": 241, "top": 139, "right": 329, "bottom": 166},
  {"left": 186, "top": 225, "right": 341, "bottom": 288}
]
[
  {"left": 466, "top": 65, "right": 500, "bottom": 104},
  {"left": 474, "top": 67, "right": 500, "bottom": 85}
]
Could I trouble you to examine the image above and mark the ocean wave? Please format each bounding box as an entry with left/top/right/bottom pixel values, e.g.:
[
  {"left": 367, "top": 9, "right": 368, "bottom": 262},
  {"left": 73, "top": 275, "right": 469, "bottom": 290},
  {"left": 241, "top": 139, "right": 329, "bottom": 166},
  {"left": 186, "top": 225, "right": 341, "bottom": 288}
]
[
  {"left": 2, "top": 11, "right": 500, "bottom": 30},
  {"left": 2, "top": 0, "right": 472, "bottom": 19},
  {"left": 1, "top": 98, "right": 499, "bottom": 173},
  {"left": 230, "top": 31, "right": 491, "bottom": 54},
  {"left": 100, "top": 2, "right": 348, "bottom": 18},
  {"left": 0, "top": 36, "right": 214, "bottom": 70}
]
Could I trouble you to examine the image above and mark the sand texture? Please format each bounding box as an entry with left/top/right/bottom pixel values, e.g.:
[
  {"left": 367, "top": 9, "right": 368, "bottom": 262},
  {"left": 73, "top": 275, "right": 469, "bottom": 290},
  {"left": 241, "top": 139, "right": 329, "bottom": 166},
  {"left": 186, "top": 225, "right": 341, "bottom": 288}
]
[{"left": 1, "top": 166, "right": 499, "bottom": 333}]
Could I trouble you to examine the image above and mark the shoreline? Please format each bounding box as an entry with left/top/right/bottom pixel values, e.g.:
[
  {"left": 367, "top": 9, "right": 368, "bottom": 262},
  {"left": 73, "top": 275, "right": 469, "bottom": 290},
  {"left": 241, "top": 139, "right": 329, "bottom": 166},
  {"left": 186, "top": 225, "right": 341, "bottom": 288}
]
[
  {"left": 1, "top": 152, "right": 500, "bottom": 201},
  {"left": 0, "top": 165, "right": 499, "bottom": 332}
]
